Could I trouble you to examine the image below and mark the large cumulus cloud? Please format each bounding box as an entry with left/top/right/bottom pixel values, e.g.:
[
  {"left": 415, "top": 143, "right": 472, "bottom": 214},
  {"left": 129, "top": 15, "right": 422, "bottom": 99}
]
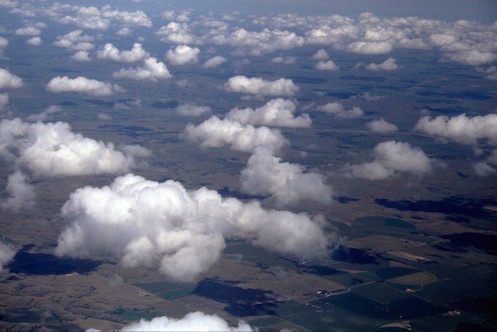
[
  {"left": 55, "top": 173, "right": 330, "bottom": 281},
  {"left": 113, "top": 57, "right": 172, "bottom": 82},
  {"left": 0, "top": 68, "right": 23, "bottom": 89},
  {"left": 0, "top": 118, "right": 150, "bottom": 177},
  {"left": 182, "top": 116, "right": 288, "bottom": 153},
  {"left": 345, "top": 141, "right": 434, "bottom": 180},
  {"left": 225, "top": 76, "right": 299, "bottom": 97},
  {"left": 226, "top": 98, "right": 311, "bottom": 128},
  {"left": 97, "top": 42, "right": 148, "bottom": 62},
  {"left": 240, "top": 147, "right": 332, "bottom": 208},
  {"left": 46, "top": 76, "right": 123, "bottom": 96}
]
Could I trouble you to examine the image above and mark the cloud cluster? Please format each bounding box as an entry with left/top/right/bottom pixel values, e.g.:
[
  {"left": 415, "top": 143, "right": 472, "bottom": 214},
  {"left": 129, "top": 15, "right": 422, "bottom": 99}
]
[
  {"left": 226, "top": 98, "right": 310, "bottom": 128},
  {"left": 0, "top": 118, "right": 151, "bottom": 177},
  {"left": 0, "top": 68, "right": 23, "bottom": 89},
  {"left": 97, "top": 43, "right": 148, "bottom": 62},
  {"left": 166, "top": 45, "right": 200, "bottom": 65},
  {"left": 47, "top": 3, "right": 152, "bottom": 30},
  {"left": 156, "top": 22, "right": 194, "bottom": 44},
  {"left": 225, "top": 76, "right": 299, "bottom": 97},
  {"left": 176, "top": 104, "right": 211, "bottom": 117},
  {"left": 182, "top": 116, "right": 287, "bottom": 153},
  {"left": 415, "top": 113, "right": 497, "bottom": 145},
  {"left": 0, "top": 242, "right": 16, "bottom": 273},
  {"left": 1, "top": 171, "right": 35, "bottom": 212},
  {"left": 55, "top": 173, "right": 330, "bottom": 281},
  {"left": 346, "top": 141, "right": 434, "bottom": 180},
  {"left": 367, "top": 119, "right": 398, "bottom": 133},
  {"left": 366, "top": 57, "right": 399, "bottom": 71},
  {"left": 113, "top": 57, "right": 172, "bottom": 82},
  {"left": 120, "top": 312, "right": 252, "bottom": 332},
  {"left": 240, "top": 147, "right": 332, "bottom": 208},
  {"left": 317, "top": 102, "right": 363, "bottom": 119},
  {"left": 46, "top": 76, "right": 123, "bottom": 96},
  {"left": 54, "top": 30, "right": 94, "bottom": 52}
]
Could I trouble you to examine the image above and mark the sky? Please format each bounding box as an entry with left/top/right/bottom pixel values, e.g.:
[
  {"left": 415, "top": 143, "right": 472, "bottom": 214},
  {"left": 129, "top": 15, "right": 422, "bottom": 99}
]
[{"left": 0, "top": 0, "right": 496, "bottom": 330}]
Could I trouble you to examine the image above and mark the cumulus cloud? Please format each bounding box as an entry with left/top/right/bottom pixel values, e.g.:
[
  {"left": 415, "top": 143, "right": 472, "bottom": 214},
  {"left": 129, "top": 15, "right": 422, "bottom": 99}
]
[
  {"left": 347, "top": 41, "right": 393, "bottom": 55},
  {"left": 203, "top": 55, "right": 226, "bottom": 68},
  {"left": 26, "top": 36, "right": 42, "bottom": 46},
  {"left": 225, "top": 76, "right": 299, "bottom": 97},
  {"left": 271, "top": 56, "right": 296, "bottom": 64},
  {"left": 156, "top": 22, "right": 194, "bottom": 44},
  {"left": 26, "top": 105, "right": 61, "bottom": 122},
  {"left": 366, "top": 57, "right": 399, "bottom": 71},
  {"left": 15, "top": 26, "right": 41, "bottom": 36},
  {"left": 0, "top": 118, "right": 150, "bottom": 177},
  {"left": 120, "top": 312, "right": 252, "bottom": 332},
  {"left": 0, "top": 36, "right": 8, "bottom": 49},
  {"left": 1, "top": 171, "right": 36, "bottom": 212},
  {"left": 415, "top": 113, "right": 497, "bottom": 145},
  {"left": 55, "top": 173, "right": 330, "bottom": 281},
  {"left": 176, "top": 104, "right": 211, "bottom": 117},
  {"left": 315, "top": 60, "right": 339, "bottom": 71},
  {"left": 113, "top": 57, "right": 172, "bottom": 82},
  {"left": 72, "top": 50, "right": 90, "bottom": 62},
  {"left": 473, "top": 162, "right": 496, "bottom": 177},
  {"left": 240, "top": 147, "right": 332, "bottom": 208},
  {"left": 54, "top": 30, "right": 94, "bottom": 52},
  {"left": 368, "top": 119, "right": 398, "bottom": 133},
  {"left": 47, "top": 76, "right": 123, "bottom": 96},
  {"left": 346, "top": 141, "right": 434, "bottom": 180},
  {"left": 166, "top": 45, "right": 200, "bottom": 65},
  {"left": 97, "top": 42, "right": 148, "bottom": 62},
  {"left": 317, "top": 102, "right": 363, "bottom": 119},
  {"left": 0, "top": 93, "right": 9, "bottom": 111},
  {"left": 0, "top": 68, "right": 23, "bottom": 89},
  {"left": 182, "top": 116, "right": 288, "bottom": 153},
  {"left": 0, "top": 242, "right": 16, "bottom": 273},
  {"left": 226, "top": 98, "right": 311, "bottom": 128},
  {"left": 312, "top": 49, "right": 329, "bottom": 61}
]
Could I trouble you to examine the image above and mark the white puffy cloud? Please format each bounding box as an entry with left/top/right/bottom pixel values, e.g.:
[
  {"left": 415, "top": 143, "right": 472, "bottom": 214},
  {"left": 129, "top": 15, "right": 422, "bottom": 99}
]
[
  {"left": 473, "top": 162, "right": 496, "bottom": 177},
  {"left": 47, "top": 76, "right": 123, "bottom": 96},
  {"left": 72, "top": 50, "right": 90, "bottom": 62},
  {"left": 15, "top": 26, "right": 41, "bottom": 36},
  {"left": 346, "top": 141, "right": 434, "bottom": 180},
  {"left": 203, "top": 55, "right": 226, "bottom": 68},
  {"left": 0, "top": 93, "right": 9, "bottom": 111},
  {"left": 26, "top": 36, "right": 42, "bottom": 46},
  {"left": 415, "top": 114, "right": 497, "bottom": 145},
  {"left": 0, "top": 242, "right": 16, "bottom": 273},
  {"left": 121, "top": 312, "right": 252, "bottom": 332},
  {"left": 0, "top": 36, "right": 8, "bottom": 49},
  {"left": 240, "top": 147, "right": 332, "bottom": 208},
  {"left": 315, "top": 60, "right": 338, "bottom": 71},
  {"left": 367, "top": 119, "right": 398, "bottom": 133},
  {"left": 317, "top": 102, "right": 363, "bottom": 119},
  {"left": 312, "top": 49, "right": 329, "bottom": 61},
  {"left": 26, "top": 105, "right": 62, "bottom": 122},
  {"left": 226, "top": 98, "right": 311, "bottom": 128},
  {"left": 366, "top": 57, "right": 399, "bottom": 71},
  {"left": 97, "top": 43, "right": 148, "bottom": 63},
  {"left": 55, "top": 173, "right": 330, "bottom": 281},
  {"left": 271, "top": 56, "right": 296, "bottom": 64},
  {"left": 0, "top": 118, "right": 151, "bottom": 177},
  {"left": 182, "top": 116, "right": 288, "bottom": 153},
  {"left": 166, "top": 45, "right": 200, "bottom": 65},
  {"left": 156, "top": 22, "right": 194, "bottom": 44},
  {"left": 54, "top": 30, "right": 94, "bottom": 51},
  {"left": 1, "top": 171, "right": 35, "bottom": 212},
  {"left": 0, "top": 68, "right": 23, "bottom": 89},
  {"left": 347, "top": 41, "right": 393, "bottom": 54},
  {"left": 225, "top": 76, "right": 299, "bottom": 97},
  {"left": 176, "top": 104, "right": 211, "bottom": 117},
  {"left": 113, "top": 57, "right": 172, "bottom": 82}
]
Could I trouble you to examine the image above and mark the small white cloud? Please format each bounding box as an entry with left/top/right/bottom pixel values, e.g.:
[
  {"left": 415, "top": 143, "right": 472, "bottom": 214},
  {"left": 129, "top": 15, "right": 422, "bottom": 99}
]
[
  {"left": 240, "top": 147, "right": 332, "bottom": 208},
  {"left": 1, "top": 171, "right": 36, "bottom": 212},
  {"left": 166, "top": 45, "right": 200, "bottom": 65},
  {"left": 312, "top": 49, "right": 329, "bottom": 61},
  {"left": 225, "top": 75, "right": 299, "bottom": 97},
  {"left": 120, "top": 312, "right": 253, "bottom": 332},
  {"left": 271, "top": 56, "right": 296, "bottom": 64},
  {"left": 347, "top": 41, "right": 393, "bottom": 54},
  {"left": 0, "top": 93, "right": 9, "bottom": 111},
  {"left": 203, "top": 55, "right": 226, "bottom": 68},
  {"left": 182, "top": 116, "right": 288, "bottom": 153},
  {"left": 315, "top": 60, "right": 339, "bottom": 71},
  {"left": 156, "top": 22, "right": 194, "bottom": 44},
  {"left": 474, "top": 162, "right": 496, "bottom": 177},
  {"left": 72, "top": 50, "right": 91, "bottom": 62},
  {"left": 26, "top": 36, "right": 42, "bottom": 46},
  {"left": 46, "top": 76, "right": 123, "bottom": 96},
  {"left": 367, "top": 119, "right": 398, "bottom": 133},
  {"left": 97, "top": 42, "right": 148, "bottom": 63},
  {"left": 26, "top": 105, "right": 62, "bottom": 122},
  {"left": 176, "top": 104, "right": 211, "bottom": 117},
  {"left": 54, "top": 30, "right": 94, "bottom": 52},
  {"left": 0, "top": 242, "right": 16, "bottom": 273},
  {"left": 226, "top": 98, "right": 311, "bottom": 128},
  {"left": 317, "top": 102, "right": 363, "bottom": 119},
  {"left": 366, "top": 57, "right": 399, "bottom": 71},
  {"left": 0, "top": 68, "right": 23, "bottom": 89},
  {"left": 346, "top": 141, "right": 434, "bottom": 180},
  {"left": 15, "top": 26, "right": 41, "bottom": 36},
  {"left": 0, "top": 37, "right": 8, "bottom": 49},
  {"left": 113, "top": 57, "right": 172, "bottom": 82}
]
